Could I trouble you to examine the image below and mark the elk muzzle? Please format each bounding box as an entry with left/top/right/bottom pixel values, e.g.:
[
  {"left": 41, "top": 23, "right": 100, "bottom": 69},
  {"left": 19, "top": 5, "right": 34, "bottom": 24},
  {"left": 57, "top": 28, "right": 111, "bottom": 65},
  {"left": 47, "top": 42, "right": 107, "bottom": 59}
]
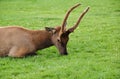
[
  {"left": 55, "top": 43, "right": 68, "bottom": 55},
  {"left": 60, "top": 47, "right": 68, "bottom": 55}
]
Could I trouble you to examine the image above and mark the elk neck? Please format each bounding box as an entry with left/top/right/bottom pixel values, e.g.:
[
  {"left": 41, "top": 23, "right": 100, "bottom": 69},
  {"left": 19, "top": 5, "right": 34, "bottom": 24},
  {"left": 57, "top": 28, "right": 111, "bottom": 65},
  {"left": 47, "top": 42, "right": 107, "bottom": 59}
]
[{"left": 30, "top": 30, "right": 54, "bottom": 50}]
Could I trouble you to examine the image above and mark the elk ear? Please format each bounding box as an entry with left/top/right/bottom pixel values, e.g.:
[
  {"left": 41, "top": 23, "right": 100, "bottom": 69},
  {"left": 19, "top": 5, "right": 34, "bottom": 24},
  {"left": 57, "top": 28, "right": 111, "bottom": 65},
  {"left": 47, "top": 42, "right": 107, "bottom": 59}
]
[
  {"left": 45, "top": 27, "right": 56, "bottom": 34},
  {"left": 63, "top": 30, "right": 71, "bottom": 36}
]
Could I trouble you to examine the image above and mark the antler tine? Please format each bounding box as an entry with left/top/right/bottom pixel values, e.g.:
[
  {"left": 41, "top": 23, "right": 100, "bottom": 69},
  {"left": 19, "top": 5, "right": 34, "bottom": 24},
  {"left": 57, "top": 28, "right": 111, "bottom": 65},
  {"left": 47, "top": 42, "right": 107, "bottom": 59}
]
[
  {"left": 69, "top": 7, "right": 90, "bottom": 32},
  {"left": 61, "top": 3, "right": 81, "bottom": 32}
]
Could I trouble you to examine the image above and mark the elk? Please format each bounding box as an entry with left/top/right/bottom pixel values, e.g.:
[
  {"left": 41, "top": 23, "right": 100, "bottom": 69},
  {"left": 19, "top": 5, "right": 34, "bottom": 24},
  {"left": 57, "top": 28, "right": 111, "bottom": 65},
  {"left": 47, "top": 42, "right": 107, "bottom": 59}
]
[{"left": 0, "top": 4, "right": 89, "bottom": 57}]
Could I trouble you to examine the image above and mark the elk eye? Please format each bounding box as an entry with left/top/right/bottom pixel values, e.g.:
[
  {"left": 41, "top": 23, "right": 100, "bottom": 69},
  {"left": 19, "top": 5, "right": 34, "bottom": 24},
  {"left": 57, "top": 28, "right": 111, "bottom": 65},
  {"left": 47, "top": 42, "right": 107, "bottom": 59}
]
[{"left": 57, "top": 39, "right": 61, "bottom": 42}]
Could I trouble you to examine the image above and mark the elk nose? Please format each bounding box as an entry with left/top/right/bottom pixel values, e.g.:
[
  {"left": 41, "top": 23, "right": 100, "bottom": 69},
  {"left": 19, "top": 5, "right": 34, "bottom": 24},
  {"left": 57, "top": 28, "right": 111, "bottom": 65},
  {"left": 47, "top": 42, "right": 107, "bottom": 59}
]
[
  {"left": 64, "top": 52, "right": 68, "bottom": 55},
  {"left": 61, "top": 52, "right": 68, "bottom": 55}
]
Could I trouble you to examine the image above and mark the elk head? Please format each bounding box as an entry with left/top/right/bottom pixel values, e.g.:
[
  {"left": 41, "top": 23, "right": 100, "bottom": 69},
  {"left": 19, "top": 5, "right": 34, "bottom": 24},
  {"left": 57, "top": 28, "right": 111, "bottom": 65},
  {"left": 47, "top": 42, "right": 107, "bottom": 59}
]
[{"left": 45, "top": 4, "right": 89, "bottom": 55}]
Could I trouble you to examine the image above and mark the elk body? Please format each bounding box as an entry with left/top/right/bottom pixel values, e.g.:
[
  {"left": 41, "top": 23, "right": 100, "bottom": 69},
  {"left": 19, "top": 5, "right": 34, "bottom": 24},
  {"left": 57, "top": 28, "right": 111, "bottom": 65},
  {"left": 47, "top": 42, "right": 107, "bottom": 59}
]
[{"left": 0, "top": 4, "right": 89, "bottom": 57}]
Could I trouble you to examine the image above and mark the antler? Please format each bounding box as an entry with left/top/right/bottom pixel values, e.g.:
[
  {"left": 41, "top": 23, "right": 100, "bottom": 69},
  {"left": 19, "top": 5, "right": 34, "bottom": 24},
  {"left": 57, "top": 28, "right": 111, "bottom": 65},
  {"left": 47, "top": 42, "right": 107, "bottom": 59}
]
[
  {"left": 60, "top": 3, "right": 81, "bottom": 33},
  {"left": 68, "top": 7, "right": 90, "bottom": 32}
]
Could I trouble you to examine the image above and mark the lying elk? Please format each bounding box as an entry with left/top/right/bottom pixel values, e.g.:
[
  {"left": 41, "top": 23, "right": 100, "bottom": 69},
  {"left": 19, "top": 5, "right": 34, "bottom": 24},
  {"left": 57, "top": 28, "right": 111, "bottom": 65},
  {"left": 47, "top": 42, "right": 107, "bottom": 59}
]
[{"left": 0, "top": 4, "right": 89, "bottom": 57}]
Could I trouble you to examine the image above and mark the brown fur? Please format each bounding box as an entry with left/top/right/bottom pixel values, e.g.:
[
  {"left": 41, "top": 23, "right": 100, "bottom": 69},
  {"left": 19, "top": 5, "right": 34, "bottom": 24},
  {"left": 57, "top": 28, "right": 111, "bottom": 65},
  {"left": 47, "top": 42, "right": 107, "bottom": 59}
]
[
  {"left": 0, "top": 26, "right": 54, "bottom": 57},
  {"left": 0, "top": 4, "right": 89, "bottom": 57}
]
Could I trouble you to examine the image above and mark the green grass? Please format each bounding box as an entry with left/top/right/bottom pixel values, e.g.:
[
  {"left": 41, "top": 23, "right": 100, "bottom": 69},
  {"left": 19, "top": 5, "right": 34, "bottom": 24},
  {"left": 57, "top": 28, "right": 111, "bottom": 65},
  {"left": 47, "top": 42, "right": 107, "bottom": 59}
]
[{"left": 0, "top": 0, "right": 120, "bottom": 79}]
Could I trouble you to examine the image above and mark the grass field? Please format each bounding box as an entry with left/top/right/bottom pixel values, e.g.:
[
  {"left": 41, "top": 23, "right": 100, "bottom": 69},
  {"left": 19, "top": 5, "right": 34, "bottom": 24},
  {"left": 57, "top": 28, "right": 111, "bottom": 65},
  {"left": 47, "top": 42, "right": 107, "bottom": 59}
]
[{"left": 0, "top": 0, "right": 120, "bottom": 79}]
